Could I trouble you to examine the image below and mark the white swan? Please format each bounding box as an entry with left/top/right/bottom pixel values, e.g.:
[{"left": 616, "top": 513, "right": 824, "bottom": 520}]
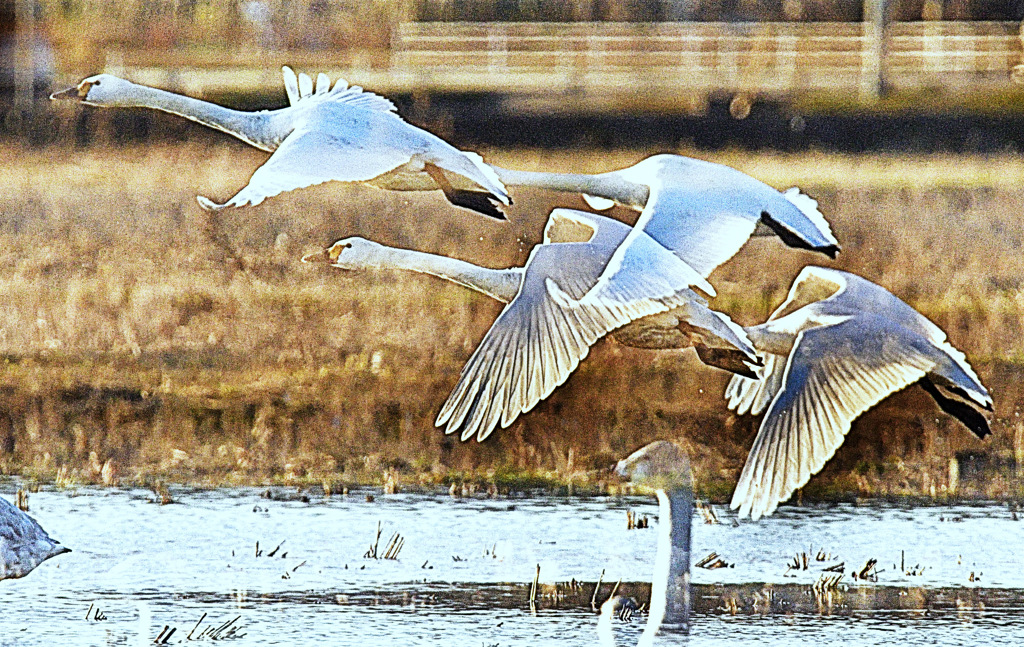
[
  {"left": 51, "top": 68, "right": 511, "bottom": 218},
  {"left": 0, "top": 495, "right": 69, "bottom": 580},
  {"left": 491, "top": 154, "right": 840, "bottom": 295},
  {"left": 607, "top": 440, "right": 693, "bottom": 644},
  {"left": 304, "top": 208, "right": 758, "bottom": 442},
  {"left": 724, "top": 266, "right": 993, "bottom": 520}
]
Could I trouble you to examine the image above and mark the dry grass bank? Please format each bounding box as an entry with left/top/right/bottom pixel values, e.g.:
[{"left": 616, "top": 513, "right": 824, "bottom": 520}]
[{"left": 0, "top": 141, "right": 1021, "bottom": 501}]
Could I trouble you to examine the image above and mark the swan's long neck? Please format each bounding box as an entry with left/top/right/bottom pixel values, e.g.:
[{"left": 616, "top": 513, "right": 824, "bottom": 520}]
[
  {"left": 367, "top": 246, "right": 523, "bottom": 303},
  {"left": 642, "top": 487, "right": 692, "bottom": 641},
  {"left": 489, "top": 166, "right": 649, "bottom": 209},
  {"left": 111, "top": 83, "right": 283, "bottom": 151}
]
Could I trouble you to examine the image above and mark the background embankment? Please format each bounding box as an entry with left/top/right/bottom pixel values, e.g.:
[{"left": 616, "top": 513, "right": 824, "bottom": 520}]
[{"left": 0, "top": 142, "right": 1020, "bottom": 501}]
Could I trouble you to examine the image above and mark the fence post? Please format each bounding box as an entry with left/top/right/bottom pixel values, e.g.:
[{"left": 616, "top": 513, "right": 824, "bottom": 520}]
[{"left": 861, "top": 0, "right": 886, "bottom": 99}]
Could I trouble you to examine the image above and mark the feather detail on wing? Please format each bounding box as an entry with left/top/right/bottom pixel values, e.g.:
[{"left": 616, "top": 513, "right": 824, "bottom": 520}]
[
  {"left": 436, "top": 231, "right": 704, "bottom": 442},
  {"left": 298, "top": 72, "right": 313, "bottom": 101},
  {"left": 564, "top": 218, "right": 716, "bottom": 309},
  {"left": 781, "top": 188, "right": 838, "bottom": 249},
  {"left": 282, "top": 66, "right": 300, "bottom": 105},
  {"left": 731, "top": 317, "right": 936, "bottom": 520},
  {"left": 458, "top": 152, "right": 511, "bottom": 206},
  {"left": 281, "top": 66, "right": 397, "bottom": 112},
  {"left": 198, "top": 125, "right": 410, "bottom": 210},
  {"left": 786, "top": 268, "right": 990, "bottom": 411},
  {"left": 725, "top": 353, "right": 786, "bottom": 417}
]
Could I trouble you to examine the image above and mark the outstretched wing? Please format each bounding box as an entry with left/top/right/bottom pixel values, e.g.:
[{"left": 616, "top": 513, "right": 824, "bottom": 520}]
[
  {"left": 437, "top": 228, "right": 706, "bottom": 442},
  {"left": 198, "top": 121, "right": 411, "bottom": 210},
  {"left": 731, "top": 316, "right": 935, "bottom": 520},
  {"left": 725, "top": 353, "right": 786, "bottom": 417},
  {"left": 587, "top": 156, "right": 839, "bottom": 297}
]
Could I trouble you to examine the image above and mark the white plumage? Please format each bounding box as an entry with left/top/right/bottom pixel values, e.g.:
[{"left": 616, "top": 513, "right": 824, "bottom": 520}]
[
  {"left": 52, "top": 68, "right": 510, "bottom": 218},
  {"left": 305, "top": 209, "right": 757, "bottom": 443},
  {"left": 491, "top": 154, "right": 841, "bottom": 288},
  {"left": 0, "top": 496, "right": 69, "bottom": 581},
  {"left": 726, "top": 266, "right": 992, "bottom": 520}
]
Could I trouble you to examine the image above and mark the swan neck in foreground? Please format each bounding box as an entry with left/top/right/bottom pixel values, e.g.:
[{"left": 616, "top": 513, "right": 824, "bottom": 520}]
[
  {"left": 373, "top": 246, "right": 522, "bottom": 303},
  {"left": 642, "top": 487, "right": 692, "bottom": 640},
  {"left": 120, "top": 82, "right": 279, "bottom": 150},
  {"left": 489, "top": 166, "right": 649, "bottom": 208}
]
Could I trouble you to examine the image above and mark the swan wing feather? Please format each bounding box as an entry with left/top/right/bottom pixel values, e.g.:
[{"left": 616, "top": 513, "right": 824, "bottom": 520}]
[
  {"left": 731, "top": 316, "right": 935, "bottom": 520},
  {"left": 197, "top": 124, "right": 410, "bottom": 210},
  {"left": 436, "top": 231, "right": 702, "bottom": 442}
]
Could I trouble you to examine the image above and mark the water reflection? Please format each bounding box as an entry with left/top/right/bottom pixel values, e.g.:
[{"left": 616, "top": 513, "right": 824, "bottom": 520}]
[{"left": 2, "top": 486, "right": 1023, "bottom": 646}]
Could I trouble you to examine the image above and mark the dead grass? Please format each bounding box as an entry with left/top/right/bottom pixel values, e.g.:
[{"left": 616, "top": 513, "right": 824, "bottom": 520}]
[{"left": 0, "top": 141, "right": 1020, "bottom": 500}]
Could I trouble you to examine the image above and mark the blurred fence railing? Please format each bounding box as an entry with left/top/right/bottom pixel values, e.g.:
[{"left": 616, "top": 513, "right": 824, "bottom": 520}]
[
  {"left": 392, "top": 21, "right": 1022, "bottom": 96},
  {"left": 45, "top": 17, "right": 1024, "bottom": 107}
]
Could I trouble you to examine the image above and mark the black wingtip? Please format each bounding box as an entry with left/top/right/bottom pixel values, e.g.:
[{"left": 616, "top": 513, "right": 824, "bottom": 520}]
[
  {"left": 919, "top": 378, "right": 992, "bottom": 439},
  {"left": 694, "top": 346, "right": 760, "bottom": 379},
  {"left": 760, "top": 212, "right": 839, "bottom": 259},
  {"left": 448, "top": 189, "right": 508, "bottom": 220},
  {"left": 424, "top": 163, "right": 509, "bottom": 220}
]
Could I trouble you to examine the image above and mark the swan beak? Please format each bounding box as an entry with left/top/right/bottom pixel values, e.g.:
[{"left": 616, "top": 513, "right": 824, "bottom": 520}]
[
  {"left": 302, "top": 243, "right": 345, "bottom": 265},
  {"left": 301, "top": 249, "right": 332, "bottom": 264},
  {"left": 49, "top": 85, "right": 85, "bottom": 101}
]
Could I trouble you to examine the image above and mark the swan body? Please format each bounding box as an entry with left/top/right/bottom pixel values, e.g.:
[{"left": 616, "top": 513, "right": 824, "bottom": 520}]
[
  {"left": 305, "top": 208, "right": 758, "bottom": 442},
  {"left": 491, "top": 154, "right": 840, "bottom": 291},
  {"left": 613, "top": 440, "right": 693, "bottom": 639},
  {"left": 0, "top": 496, "right": 69, "bottom": 580},
  {"left": 725, "top": 266, "right": 993, "bottom": 520},
  {"left": 51, "top": 68, "right": 510, "bottom": 218}
]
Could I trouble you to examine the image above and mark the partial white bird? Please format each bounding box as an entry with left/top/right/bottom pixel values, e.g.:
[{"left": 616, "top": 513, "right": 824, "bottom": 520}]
[
  {"left": 51, "top": 68, "right": 510, "bottom": 218},
  {"left": 490, "top": 154, "right": 840, "bottom": 293},
  {"left": 725, "top": 266, "right": 993, "bottom": 520},
  {"left": 304, "top": 208, "right": 758, "bottom": 442},
  {"left": 0, "top": 495, "right": 69, "bottom": 580},
  {"left": 609, "top": 440, "right": 693, "bottom": 644}
]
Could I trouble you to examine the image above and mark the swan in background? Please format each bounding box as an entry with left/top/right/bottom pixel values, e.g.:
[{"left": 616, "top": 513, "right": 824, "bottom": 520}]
[
  {"left": 51, "top": 67, "right": 511, "bottom": 218},
  {"left": 490, "top": 154, "right": 840, "bottom": 287},
  {"left": 0, "top": 496, "right": 69, "bottom": 580},
  {"left": 606, "top": 440, "right": 693, "bottom": 644},
  {"left": 304, "top": 208, "right": 758, "bottom": 442},
  {"left": 725, "top": 266, "right": 993, "bottom": 520}
]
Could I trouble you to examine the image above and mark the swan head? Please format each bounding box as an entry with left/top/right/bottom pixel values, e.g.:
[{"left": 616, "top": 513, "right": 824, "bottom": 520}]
[
  {"left": 50, "top": 74, "right": 137, "bottom": 106},
  {"left": 615, "top": 440, "right": 691, "bottom": 492},
  {"left": 301, "top": 238, "right": 384, "bottom": 270}
]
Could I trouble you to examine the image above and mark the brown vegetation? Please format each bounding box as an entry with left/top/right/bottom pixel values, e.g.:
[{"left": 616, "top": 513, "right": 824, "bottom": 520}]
[{"left": 0, "top": 142, "right": 1021, "bottom": 503}]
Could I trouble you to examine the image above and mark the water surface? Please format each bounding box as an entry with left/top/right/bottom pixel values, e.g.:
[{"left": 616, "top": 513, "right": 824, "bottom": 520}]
[{"left": 3, "top": 486, "right": 1023, "bottom": 645}]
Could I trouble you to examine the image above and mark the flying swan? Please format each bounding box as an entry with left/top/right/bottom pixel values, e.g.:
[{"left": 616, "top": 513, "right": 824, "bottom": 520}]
[
  {"left": 0, "top": 495, "right": 69, "bottom": 580},
  {"left": 51, "top": 68, "right": 511, "bottom": 218},
  {"left": 490, "top": 154, "right": 840, "bottom": 302},
  {"left": 725, "top": 266, "right": 993, "bottom": 520},
  {"left": 304, "top": 208, "right": 758, "bottom": 442}
]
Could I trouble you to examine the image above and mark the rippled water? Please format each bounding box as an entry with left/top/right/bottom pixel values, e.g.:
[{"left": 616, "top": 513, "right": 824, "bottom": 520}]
[{"left": 3, "top": 486, "right": 1024, "bottom": 646}]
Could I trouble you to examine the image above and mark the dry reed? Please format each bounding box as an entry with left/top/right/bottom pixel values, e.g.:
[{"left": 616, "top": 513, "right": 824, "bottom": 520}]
[{"left": 0, "top": 141, "right": 1019, "bottom": 501}]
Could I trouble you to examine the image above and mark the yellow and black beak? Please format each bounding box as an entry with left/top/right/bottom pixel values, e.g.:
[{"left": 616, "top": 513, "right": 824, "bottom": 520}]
[
  {"left": 301, "top": 244, "right": 345, "bottom": 265},
  {"left": 49, "top": 82, "right": 89, "bottom": 101}
]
